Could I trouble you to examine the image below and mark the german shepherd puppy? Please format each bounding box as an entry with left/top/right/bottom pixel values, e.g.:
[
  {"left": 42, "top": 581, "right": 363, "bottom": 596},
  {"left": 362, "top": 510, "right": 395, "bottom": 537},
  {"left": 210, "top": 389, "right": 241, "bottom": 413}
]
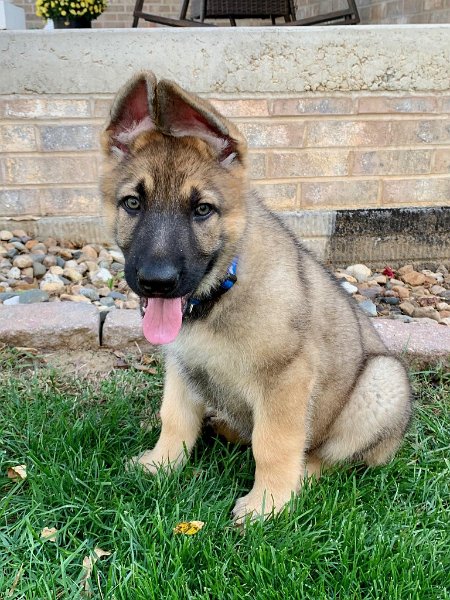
[{"left": 101, "top": 71, "right": 411, "bottom": 522}]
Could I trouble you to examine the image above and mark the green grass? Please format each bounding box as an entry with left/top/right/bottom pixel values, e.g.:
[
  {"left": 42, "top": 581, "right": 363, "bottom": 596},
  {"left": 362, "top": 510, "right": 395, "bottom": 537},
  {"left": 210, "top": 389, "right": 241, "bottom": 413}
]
[{"left": 0, "top": 348, "right": 449, "bottom": 599}]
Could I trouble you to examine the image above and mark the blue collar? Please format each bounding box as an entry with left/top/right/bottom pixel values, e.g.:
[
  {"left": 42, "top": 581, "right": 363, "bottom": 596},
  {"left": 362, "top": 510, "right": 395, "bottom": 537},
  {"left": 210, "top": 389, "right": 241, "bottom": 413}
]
[{"left": 184, "top": 257, "right": 238, "bottom": 319}]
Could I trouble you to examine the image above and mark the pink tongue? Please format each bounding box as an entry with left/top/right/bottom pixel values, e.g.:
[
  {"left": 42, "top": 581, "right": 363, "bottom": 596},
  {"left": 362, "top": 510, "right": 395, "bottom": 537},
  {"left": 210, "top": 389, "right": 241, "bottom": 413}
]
[{"left": 142, "top": 297, "right": 183, "bottom": 345}]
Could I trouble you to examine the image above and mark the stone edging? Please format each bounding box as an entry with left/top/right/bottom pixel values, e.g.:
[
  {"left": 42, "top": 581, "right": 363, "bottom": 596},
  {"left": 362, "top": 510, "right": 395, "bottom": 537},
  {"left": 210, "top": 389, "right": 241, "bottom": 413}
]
[{"left": 0, "top": 304, "right": 449, "bottom": 365}]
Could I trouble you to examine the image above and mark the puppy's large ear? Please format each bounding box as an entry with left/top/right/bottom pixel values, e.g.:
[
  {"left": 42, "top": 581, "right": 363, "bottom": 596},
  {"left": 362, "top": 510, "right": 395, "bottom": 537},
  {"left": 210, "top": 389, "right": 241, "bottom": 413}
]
[
  {"left": 156, "top": 80, "right": 247, "bottom": 168},
  {"left": 102, "top": 71, "right": 157, "bottom": 159}
]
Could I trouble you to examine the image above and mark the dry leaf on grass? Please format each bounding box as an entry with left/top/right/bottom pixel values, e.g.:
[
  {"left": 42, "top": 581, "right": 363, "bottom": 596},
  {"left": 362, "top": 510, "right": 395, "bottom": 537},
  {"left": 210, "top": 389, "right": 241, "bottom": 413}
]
[
  {"left": 114, "top": 358, "right": 130, "bottom": 369},
  {"left": 173, "top": 521, "right": 205, "bottom": 535},
  {"left": 134, "top": 365, "right": 158, "bottom": 375},
  {"left": 6, "top": 564, "right": 23, "bottom": 598},
  {"left": 141, "top": 354, "right": 156, "bottom": 365},
  {"left": 7, "top": 465, "right": 27, "bottom": 481},
  {"left": 80, "top": 547, "right": 112, "bottom": 596},
  {"left": 40, "top": 527, "right": 58, "bottom": 542}
]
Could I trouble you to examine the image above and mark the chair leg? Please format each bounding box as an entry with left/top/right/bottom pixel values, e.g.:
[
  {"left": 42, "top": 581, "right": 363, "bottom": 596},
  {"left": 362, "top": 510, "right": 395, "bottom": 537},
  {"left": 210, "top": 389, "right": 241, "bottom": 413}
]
[
  {"left": 179, "top": 0, "right": 190, "bottom": 19},
  {"left": 132, "top": 0, "right": 144, "bottom": 27},
  {"left": 347, "top": 0, "right": 360, "bottom": 23},
  {"left": 288, "top": 0, "right": 296, "bottom": 20}
]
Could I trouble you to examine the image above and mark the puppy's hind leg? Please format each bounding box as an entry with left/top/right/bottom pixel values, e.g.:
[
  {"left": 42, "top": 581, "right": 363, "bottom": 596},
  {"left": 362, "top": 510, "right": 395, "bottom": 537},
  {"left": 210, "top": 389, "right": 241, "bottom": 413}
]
[{"left": 317, "top": 355, "right": 411, "bottom": 467}]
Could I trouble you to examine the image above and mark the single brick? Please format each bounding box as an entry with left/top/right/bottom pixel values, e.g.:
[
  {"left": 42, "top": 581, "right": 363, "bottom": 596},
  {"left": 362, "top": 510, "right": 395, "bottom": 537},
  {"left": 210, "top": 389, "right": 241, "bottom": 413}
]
[
  {"left": 238, "top": 121, "right": 304, "bottom": 148},
  {"left": 429, "top": 8, "right": 450, "bottom": 22},
  {"left": 209, "top": 99, "right": 269, "bottom": 117},
  {"left": 301, "top": 180, "right": 379, "bottom": 208},
  {"left": 441, "top": 96, "right": 450, "bottom": 112},
  {"left": 2, "top": 156, "right": 97, "bottom": 185},
  {"left": 385, "top": 0, "right": 406, "bottom": 17},
  {"left": 389, "top": 120, "right": 450, "bottom": 145},
  {"left": 102, "top": 308, "right": 153, "bottom": 351},
  {"left": 433, "top": 149, "right": 450, "bottom": 173},
  {"left": 248, "top": 152, "right": 266, "bottom": 179},
  {"left": 424, "top": 0, "right": 445, "bottom": 9},
  {"left": 267, "top": 150, "right": 350, "bottom": 178},
  {"left": 0, "top": 303, "right": 100, "bottom": 350},
  {"left": 0, "top": 189, "right": 41, "bottom": 217},
  {"left": 39, "top": 125, "right": 100, "bottom": 152},
  {"left": 352, "top": 149, "right": 432, "bottom": 176},
  {"left": 358, "top": 96, "right": 438, "bottom": 113},
  {"left": 0, "top": 124, "right": 37, "bottom": 152},
  {"left": 270, "top": 97, "right": 354, "bottom": 116},
  {"left": 38, "top": 188, "right": 102, "bottom": 217},
  {"left": 252, "top": 182, "right": 298, "bottom": 210},
  {"left": 1, "top": 99, "right": 91, "bottom": 119},
  {"left": 382, "top": 178, "right": 450, "bottom": 204},
  {"left": 93, "top": 97, "right": 114, "bottom": 118},
  {"left": 305, "top": 120, "right": 391, "bottom": 147}
]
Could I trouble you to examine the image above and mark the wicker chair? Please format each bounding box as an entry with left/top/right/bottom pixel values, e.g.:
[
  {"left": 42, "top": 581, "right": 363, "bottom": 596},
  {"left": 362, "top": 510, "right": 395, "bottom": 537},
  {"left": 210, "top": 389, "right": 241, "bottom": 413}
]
[
  {"left": 132, "top": 0, "right": 359, "bottom": 28},
  {"left": 187, "top": 0, "right": 296, "bottom": 25}
]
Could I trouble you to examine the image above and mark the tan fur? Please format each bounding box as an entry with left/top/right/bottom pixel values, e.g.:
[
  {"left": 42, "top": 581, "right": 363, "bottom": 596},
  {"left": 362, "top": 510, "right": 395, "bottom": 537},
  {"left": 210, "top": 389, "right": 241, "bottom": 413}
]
[{"left": 101, "top": 71, "right": 412, "bottom": 523}]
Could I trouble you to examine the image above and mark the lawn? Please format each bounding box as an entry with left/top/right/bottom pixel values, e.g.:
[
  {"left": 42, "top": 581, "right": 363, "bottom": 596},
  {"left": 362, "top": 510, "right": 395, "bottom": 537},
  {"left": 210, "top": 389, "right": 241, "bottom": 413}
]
[{"left": 0, "top": 347, "right": 449, "bottom": 599}]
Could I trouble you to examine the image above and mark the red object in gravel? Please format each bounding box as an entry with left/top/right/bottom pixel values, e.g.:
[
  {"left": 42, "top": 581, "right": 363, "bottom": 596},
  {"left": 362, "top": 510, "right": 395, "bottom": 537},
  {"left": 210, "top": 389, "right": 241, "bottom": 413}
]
[{"left": 382, "top": 266, "right": 395, "bottom": 278}]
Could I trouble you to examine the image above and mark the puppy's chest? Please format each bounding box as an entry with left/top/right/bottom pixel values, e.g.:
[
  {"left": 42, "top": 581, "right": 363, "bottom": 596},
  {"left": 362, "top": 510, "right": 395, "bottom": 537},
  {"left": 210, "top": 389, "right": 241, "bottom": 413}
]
[{"left": 173, "top": 333, "right": 256, "bottom": 430}]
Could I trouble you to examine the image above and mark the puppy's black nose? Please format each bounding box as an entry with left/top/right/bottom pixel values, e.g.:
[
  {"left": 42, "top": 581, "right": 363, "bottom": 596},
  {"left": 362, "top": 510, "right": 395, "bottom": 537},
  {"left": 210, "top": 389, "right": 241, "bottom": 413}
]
[{"left": 137, "top": 264, "right": 180, "bottom": 296}]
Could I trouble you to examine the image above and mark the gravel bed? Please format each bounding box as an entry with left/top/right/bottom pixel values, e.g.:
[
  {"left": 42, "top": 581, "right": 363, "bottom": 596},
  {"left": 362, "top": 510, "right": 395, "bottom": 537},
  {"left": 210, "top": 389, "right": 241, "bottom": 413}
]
[{"left": 1, "top": 229, "right": 449, "bottom": 326}]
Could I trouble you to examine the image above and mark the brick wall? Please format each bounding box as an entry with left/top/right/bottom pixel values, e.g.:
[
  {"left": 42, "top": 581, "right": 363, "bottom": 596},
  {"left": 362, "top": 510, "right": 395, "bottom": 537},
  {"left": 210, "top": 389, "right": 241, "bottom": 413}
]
[
  {"left": 296, "top": 0, "right": 450, "bottom": 24},
  {"left": 1, "top": 27, "right": 449, "bottom": 244},
  {"left": 1, "top": 92, "right": 449, "bottom": 230},
  {"left": 17, "top": 0, "right": 450, "bottom": 30}
]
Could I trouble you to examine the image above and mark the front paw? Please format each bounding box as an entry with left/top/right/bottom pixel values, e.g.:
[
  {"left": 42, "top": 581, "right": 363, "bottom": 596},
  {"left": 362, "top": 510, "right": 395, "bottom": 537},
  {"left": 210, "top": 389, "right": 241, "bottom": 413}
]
[
  {"left": 127, "top": 450, "right": 160, "bottom": 474},
  {"left": 232, "top": 488, "right": 292, "bottom": 524},
  {"left": 127, "top": 449, "right": 181, "bottom": 474}
]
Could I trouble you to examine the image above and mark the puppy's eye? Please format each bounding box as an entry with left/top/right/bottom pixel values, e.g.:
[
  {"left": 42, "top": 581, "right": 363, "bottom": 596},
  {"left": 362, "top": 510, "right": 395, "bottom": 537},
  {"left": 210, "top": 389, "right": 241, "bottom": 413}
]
[
  {"left": 122, "top": 196, "right": 141, "bottom": 212},
  {"left": 193, "top": 203, "right": 213, "bottom": 219}
]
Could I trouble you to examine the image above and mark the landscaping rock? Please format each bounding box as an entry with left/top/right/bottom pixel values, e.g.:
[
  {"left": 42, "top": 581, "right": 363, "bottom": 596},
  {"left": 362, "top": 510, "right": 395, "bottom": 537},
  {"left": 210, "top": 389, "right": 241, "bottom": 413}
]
[
  {"left": 108, "top": 291, "right": 127, "bottom": 301},
  {"left": 63, "top": 268, "right": 83, "bottom": 283},
  {"left": 99, "top": 297, "right": 115, "bottom": 307},
  {"left": 412, "top": 306, "right": 441, "bottom": 322},
  {"left": 60, "top": 294, "right": 92, "bottom": 303},
  {"left": 90, "top": 268, "right": 113, "bottom": 285},
  {"left": 358, "top": 299, "right": 377, "bottom": 317},
  {"left": 399, "top": 301, "right": 416, "bottom": 317},
  {"left": 102, "top": 308, "right": 153, "bottom": 351},
  {"left": 341, "top": 281, "right": 358, "bottom": 294},
  {"left": 33, "top": 262, "right": 47, "bottom": 278},
  {"left": 0, "top": 303, "right": 100, "bottom": 349},
  {"left": 401, "top": 271, "right": 426, "bottom": 286},
  {"left": 345, "top": 264, "right": 372, "bottom": 283},
  {"left": 79, "top": 287, "right": 100, "bottom": 302},
  {"left": 372, "top": 319, "right": 450, "bottom": 363},
  {"left": 0, "top": 230, "right": 13, "bottom": 241},
  {"left": 12, "top": 255, "right": 33, "bottom": 269},
  {"left": 18, "top": 290, "right": 50, "bottom": 304}
]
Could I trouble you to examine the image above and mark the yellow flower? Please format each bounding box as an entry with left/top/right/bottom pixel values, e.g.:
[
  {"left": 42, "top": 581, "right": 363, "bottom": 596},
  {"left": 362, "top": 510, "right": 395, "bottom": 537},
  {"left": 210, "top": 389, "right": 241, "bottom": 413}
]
[{"left": 61, "top": 9, "right": 66, "bottom": 15}]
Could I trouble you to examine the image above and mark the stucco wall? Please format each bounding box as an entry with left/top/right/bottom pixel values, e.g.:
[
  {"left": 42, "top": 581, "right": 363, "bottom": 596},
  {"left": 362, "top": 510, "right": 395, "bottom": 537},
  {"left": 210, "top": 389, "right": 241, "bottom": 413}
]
[{"left": 1, "top": 26, "right": 449, "bottom": 250}]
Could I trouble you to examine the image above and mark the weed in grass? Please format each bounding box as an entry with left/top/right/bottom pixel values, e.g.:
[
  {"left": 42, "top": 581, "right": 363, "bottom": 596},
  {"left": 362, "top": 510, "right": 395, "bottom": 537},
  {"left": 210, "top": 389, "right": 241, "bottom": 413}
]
[{"left": 0, "top": 350, "right": 449, "bottom": 599}]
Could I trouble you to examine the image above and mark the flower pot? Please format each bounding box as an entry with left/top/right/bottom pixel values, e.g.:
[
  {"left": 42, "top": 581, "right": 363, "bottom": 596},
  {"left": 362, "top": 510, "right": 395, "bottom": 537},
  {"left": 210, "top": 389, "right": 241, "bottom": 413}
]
[{"left": 53, "top": 16, "right": 92, "bottom": 28}]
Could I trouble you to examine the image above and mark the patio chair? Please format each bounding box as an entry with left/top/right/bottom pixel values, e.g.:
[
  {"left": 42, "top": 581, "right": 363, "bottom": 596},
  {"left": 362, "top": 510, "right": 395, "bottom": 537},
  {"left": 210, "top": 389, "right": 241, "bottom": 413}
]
[
  {"left": 285, "top": 0, "right": 360, "bottom": 25},
  {"left": 187, "top": 0, "right": 296, "bottom": 25},
  {"left": 132, "top": 0, "right": 359, "bottom": 28}
]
